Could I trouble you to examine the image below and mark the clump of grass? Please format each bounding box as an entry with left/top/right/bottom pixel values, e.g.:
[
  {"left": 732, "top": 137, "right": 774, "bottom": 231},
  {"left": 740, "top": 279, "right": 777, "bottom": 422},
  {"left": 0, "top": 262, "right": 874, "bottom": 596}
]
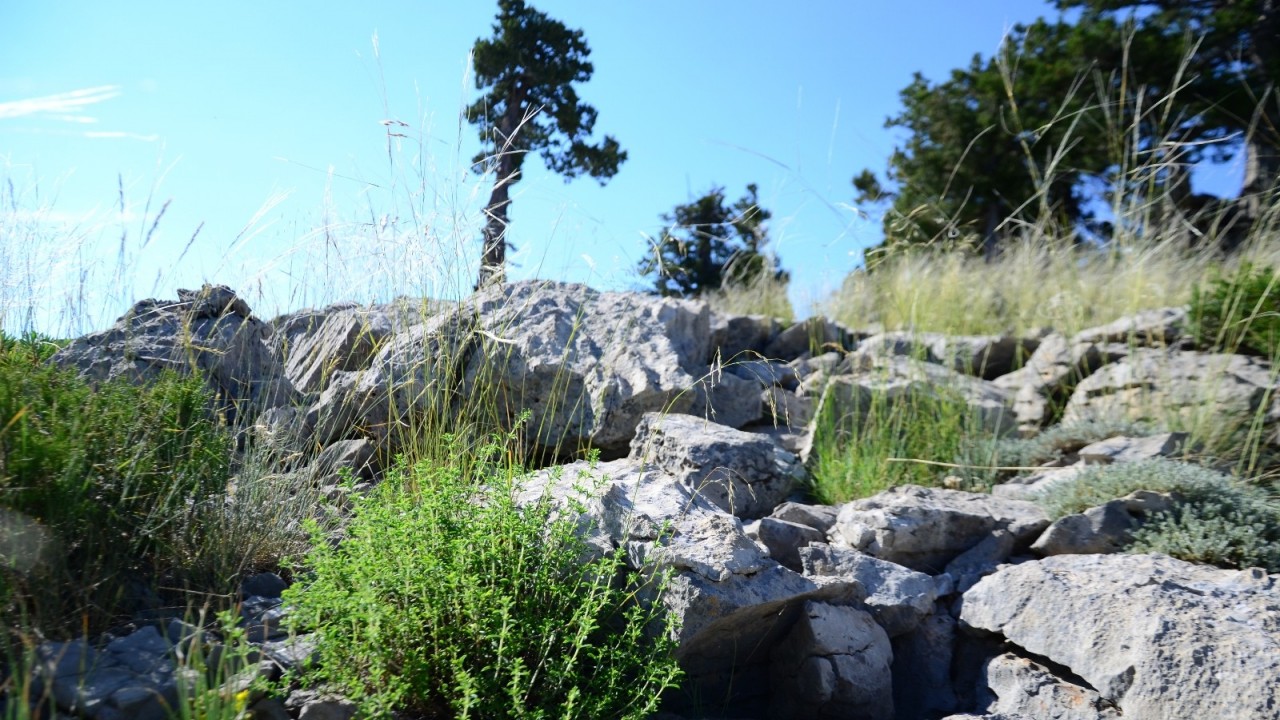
[
  {"left": 1033, "top": 458, "right": 1280, "bottom": 571},
  {"left": 0, "top": 331, "right": 235, "bottom": 635},
  {"left": 824, "top": 239, "right": 1230, "bottom": 337},
  {"left": 808, "top": 374, "right": 999, "bottom": 503},
  {"left": 1188, "top": 261, "right": 1280, "bottom": 356},
  {"left": 703, "top": 258, "right": 794, "bottom": 322},
  {"left": 281, "top": 432, "right": 682, "bottom": 719}
]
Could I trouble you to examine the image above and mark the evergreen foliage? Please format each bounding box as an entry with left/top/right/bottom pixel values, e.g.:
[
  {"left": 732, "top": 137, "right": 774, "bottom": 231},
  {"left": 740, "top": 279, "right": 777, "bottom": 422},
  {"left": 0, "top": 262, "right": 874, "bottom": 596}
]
[
  {"left": 637, "top": 183, "right": 786, "bottom": 298},
  {"left": 467, "top": 0, "right": 626, "bottom": 288}
]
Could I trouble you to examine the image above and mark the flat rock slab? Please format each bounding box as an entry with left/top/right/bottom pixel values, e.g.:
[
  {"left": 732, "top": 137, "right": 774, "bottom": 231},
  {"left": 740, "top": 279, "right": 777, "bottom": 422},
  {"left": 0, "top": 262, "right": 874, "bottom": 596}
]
[
  {"left": 960, "top": 553, "right": 1280, "bottom": 719},
  {"left": 829, "top": 485, "right": 1049, "bottom": 573}
]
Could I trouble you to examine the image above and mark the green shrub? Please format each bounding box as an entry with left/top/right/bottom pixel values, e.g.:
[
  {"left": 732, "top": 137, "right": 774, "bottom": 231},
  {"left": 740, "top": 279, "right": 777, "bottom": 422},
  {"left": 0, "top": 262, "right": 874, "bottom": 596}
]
[
  {"left": 1034, "top": 458, "right": 1280, "bottom": 572},
  {"left": 1189, "top": 261, "right": 1280, "bottom": 356},
  {"left": 282, "top": 435, "right": 682, "bottom": 719},
  {"left": 0, "top": 332, "right": 234, "bottom": 634}
]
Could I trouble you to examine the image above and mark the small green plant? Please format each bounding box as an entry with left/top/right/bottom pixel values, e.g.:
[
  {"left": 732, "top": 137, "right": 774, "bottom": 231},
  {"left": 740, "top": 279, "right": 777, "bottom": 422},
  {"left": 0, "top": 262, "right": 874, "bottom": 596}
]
[
  {"left": 1034, "top": 458, "right": 1280, "bottom": 572},
  {"left": 282, "top": 433, "right": 682, "bottom": 719},
  {"left": 808, "top": 374, "right": 996, "bottom": 503},
  {"left": 0, "top": 333, "right": 236, "bottom": 634},
  {"left": 1189, "top": 261, "right": 1280, "bottom": 356}
]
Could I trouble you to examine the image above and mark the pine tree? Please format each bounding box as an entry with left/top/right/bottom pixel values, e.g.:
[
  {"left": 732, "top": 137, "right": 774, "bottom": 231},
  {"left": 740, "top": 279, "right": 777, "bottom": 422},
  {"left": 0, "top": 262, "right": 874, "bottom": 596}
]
[
  {"left": 467, "top": 0, "right": 626, "bottom": 288},
  {"left": 638, "top": 184, "right": 784, "bottom": 297}
]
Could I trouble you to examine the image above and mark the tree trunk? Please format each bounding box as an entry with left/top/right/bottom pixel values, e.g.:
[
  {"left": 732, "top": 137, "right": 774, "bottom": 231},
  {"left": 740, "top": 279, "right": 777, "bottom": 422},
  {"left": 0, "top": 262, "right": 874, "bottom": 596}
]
[
  {"left": 478, "top": 159, "right": 515, "bottom": 289},
  {"left": 476, "top": 85, "right": 528, "bottom": 291},
  {"left": 1241, "top": 136, "right": 1280, "bottom": 218}
]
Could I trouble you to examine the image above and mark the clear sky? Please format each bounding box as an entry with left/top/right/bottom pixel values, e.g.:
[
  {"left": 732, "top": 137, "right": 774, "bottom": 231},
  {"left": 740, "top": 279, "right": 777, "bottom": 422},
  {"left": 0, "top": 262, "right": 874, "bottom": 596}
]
[{"left": 3, "top": 0, "right": 1201, "bottom": 332}]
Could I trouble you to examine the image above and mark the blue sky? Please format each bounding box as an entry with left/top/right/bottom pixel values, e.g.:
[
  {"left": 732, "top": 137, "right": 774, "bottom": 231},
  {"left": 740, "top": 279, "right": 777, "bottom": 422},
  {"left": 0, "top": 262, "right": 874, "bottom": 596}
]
[{"left": 3, "top": 1, "right": 1235, "bottom": 331}]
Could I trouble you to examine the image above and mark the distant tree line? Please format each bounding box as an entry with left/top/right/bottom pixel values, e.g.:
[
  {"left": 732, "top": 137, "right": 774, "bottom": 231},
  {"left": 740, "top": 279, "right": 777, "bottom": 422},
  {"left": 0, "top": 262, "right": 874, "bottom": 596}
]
[{"left": 854, "top": 0, "right": 1279, "bottom": 257}]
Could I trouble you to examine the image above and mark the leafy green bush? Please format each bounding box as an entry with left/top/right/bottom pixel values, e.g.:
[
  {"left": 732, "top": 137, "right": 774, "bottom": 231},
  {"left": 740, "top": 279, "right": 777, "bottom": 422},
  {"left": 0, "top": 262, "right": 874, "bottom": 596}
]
[
  {"left": 1189, "top": 261, "right": 1280, "bottom": 356},
  {"left": 0, "top": 332, "right": 234, "bottom": 633},
  {"left": 282, "top": 436, "right": 682, "bottom": 719},
  {"left": 1034, "top": 458, "right": 1280, "bottom": 571}
]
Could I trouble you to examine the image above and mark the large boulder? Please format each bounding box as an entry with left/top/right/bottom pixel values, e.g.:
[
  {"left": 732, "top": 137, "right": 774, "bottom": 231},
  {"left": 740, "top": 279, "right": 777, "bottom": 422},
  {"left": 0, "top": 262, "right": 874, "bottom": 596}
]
[
  {"left": 631, "top": 412, "right": 805, "bottom": 519},
  {"left": 798, "top": 544, "right": 938, "bottom": 637},
  {"left": 516, "top": 457, "right": 862, "bottom": 718},
  {"left": 305, "top": 281, "right": 711, "bottom": 458},
  {"left": 50, "top": 284, "right": 297, "bottom": 424},
  {"left": 768, "top": 601, "right": 894, "bottom": 720},
  {"left": 977, "top": 653, "right": 1121, "bottom": 720},
  {"left": 1062, "top": 349, "right": 1279, "bottom": 437},
  {"left": 960, "top": 553, "right": 1280, "bottom": 719},
  {"left": 829, "top": 485, "right": 1049, "bottom": 573},
  {"left": 282, "top": 305, "right": 405, "bottom": 394},
  {"left": 991, "top": 333, "right": 1128, "bottom": 433}
]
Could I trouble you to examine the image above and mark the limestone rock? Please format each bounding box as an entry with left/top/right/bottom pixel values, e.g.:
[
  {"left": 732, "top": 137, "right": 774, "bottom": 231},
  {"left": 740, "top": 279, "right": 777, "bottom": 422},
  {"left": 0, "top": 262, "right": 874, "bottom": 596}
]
[
  {"left": 283, "top": 306, "right": 398, "bottom": 393},
  {"left": 979, "top": 653, "right": 1121, "bottom": 720},
  {"left": 1070, "top": 306, "right": 1186, "bottom": 347},
  {"left": 631, "top": 412, "right": 804, "bottom": 519},
  {"left": 1076, "top": 432, "right": 1189, "bottom": 465},
  {"left": 960, "top": 553, "right": 1280, "bottom": 718},
  {"left": 1062, "top": 349, "right": 1279, "bottom": 434},
  {"left": 765, "top": 318, "right": 855, "bottom": 361},
  {"left": 891, "top": 603, "right": 959, "bottom": 719},
  {"left": 829, "top": 485, "right": 1049, "bottom": 573},
  {"left": 1030, "top": 490, "right": 1177, "bottom": 557},
  {"left": 50, "top": 284, "right": 297, "bottom": 424},
  {"left": 709, "top": 313, "right": 782, "bottom": 363},
  {"left": 769, "top": 501, "right": 840, "bottom": 534},
  {"left": 813, "top": 356, "right": 1016, "bottom": 444},
  {"left": 768, "top": 601, "right": 894, "bottom": 720},
  {"left": 799, "top": 544, "right": 937, "bottom": 637},
  {"left": 693, "top": 369, "right": 763, "bottom": 429},
  {"left": 746, "top": 517, "right": 825, "bottom": 571}
]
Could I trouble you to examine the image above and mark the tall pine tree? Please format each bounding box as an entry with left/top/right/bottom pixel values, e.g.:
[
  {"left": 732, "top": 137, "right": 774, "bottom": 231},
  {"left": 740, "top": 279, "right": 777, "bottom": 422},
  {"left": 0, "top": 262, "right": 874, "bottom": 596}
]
[{"left": 467, "top": 0, "right": 626, "bottom": 288}]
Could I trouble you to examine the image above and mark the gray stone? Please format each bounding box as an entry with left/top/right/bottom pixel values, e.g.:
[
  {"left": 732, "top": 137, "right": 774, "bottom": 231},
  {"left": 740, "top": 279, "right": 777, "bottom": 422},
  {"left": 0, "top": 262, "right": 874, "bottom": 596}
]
[
  {"left": 926, "top": 334, "right": 1040, "bottom": 380},
  {"left": 283, "top": 306, "right": 397, "bottom": 393},
  {"left": 693, "top": 369, "right": 763, "bottom": 429},
  {"left": 308, "top": 438, "right": 377, "bottom": 482},
  {"left": 960, "top": 553, "right": 1280, "bottom": 718},
  {"left": 943, "top": 529, "right": 1017, "bottom": 595},
  {"left": 630, "top": 412, "right": 804, "bottom": 519},
  {"left": 798, "top": 544, "right": 937, "bottom": 637},
  {"left": 747, "top": 517, "right": 825, "bottom": 571},
  {"left": 769, "top": 501, "right": 839, "bottom": 534},
  {"left": 765, "top": 318, "right": 853, "bottom": 361},
  {"left": 992, "top": 464, "right": 1088, "bottom": 501},
  {"left": 768, "top": 601, "right": 894, "bottom": 720},
  {"left": 829, "top": 485, "right": 1049, "bottom": 573},
  {"left": 761, "top": 387, "right": 814, "bottom": 428},
  {"left": 725, "top": 359, "right": 800, "bottom": 390},
  {"left": 812, "top": 356, "right": 1016, "bottom": 445},
  {"left": 1062, "top": 349, "right": 1279, "bottom": 435},
  {"left": 991, "top": 333, "right": 1133, "bottom": 434},
  {"left": 1076, "top": 432, "right": 1189, "bottom": 465},
  {"left": 1070, "top": 306, "right": 1186, "bottom": 347},
  {"left": 709, "top": 313, "right": 782, "bottom": 363},
  {"left": 50, "top": 285, "right": 298, "bottom": 425},
  {"left": 1031, "top": 491, "right": 1177, "bottom": 557},
  {"left": 981, "top": 653, "right": 1121, "bottom": 720}
]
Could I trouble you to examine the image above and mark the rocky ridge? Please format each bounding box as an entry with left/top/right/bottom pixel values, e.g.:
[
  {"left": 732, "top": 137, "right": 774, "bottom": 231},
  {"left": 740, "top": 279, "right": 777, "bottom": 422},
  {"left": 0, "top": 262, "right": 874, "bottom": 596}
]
[{"left": 28, "top": 280, "right": 1280, "bottom": 720}]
